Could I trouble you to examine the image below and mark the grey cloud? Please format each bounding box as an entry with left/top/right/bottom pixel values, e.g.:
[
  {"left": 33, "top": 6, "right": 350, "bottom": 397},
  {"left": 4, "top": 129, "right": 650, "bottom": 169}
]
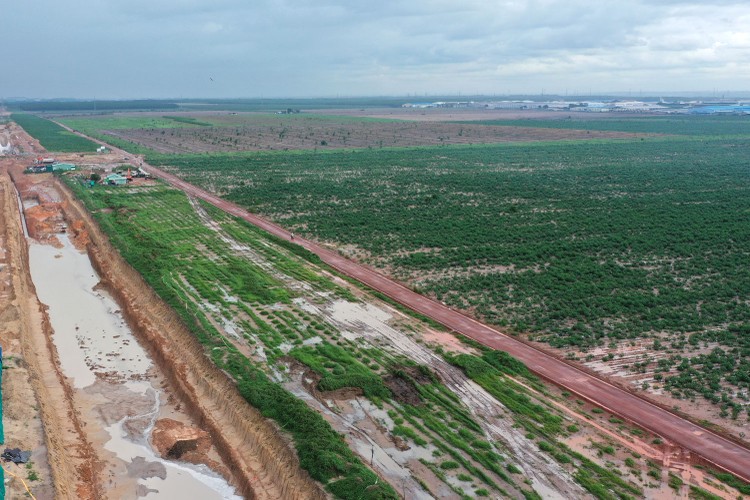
[{"left": 2, "top": 0, "right": 749, "bottom": 98}]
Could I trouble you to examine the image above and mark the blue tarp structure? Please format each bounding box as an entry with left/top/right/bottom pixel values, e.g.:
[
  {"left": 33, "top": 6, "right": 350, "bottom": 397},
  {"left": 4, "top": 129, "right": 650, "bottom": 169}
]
[{"left": 689, "top": 105, "right": 750, "bottom": 114}]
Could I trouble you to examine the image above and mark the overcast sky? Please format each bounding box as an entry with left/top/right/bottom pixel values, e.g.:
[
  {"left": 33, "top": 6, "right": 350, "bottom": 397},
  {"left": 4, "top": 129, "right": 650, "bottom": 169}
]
[{"left": 3, "top": 0, "right": 750, "bottom": 99}]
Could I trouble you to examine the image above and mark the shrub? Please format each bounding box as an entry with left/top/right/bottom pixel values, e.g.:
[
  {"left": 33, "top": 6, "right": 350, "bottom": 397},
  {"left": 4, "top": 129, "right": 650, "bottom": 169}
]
[{"left": 440, "top": 461, "right": 460, "bottom": 470}]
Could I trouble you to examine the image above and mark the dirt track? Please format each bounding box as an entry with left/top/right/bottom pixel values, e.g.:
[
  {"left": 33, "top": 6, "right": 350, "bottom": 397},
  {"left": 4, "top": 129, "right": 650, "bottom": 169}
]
[{"left": 142, "top": 163, "right": 750, "bottom": 485}]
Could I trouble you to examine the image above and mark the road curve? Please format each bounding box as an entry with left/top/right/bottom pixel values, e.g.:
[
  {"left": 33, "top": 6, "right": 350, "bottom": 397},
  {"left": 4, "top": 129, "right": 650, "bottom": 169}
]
[{"left": 47, "top": 121, "right": 750, "bottom": 484}]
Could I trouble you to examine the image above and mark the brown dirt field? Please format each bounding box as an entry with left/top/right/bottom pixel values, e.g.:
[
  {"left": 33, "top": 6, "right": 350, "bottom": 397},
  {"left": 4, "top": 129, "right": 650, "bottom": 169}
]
[{"left": 101, "top": 116, "right": 649, "bottom": 153}]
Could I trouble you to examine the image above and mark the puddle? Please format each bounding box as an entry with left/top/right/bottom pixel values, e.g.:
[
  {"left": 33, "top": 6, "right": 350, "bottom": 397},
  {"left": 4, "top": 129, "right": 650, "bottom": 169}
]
[
  {"left": 28, "top": 232, "right": 240, "bottom": 499},
  {"left": 23, "top": 198, "right": 39, "bottom": 210},
  {"left": 29, "top": 237, "right": 151, "bottom": 388}
]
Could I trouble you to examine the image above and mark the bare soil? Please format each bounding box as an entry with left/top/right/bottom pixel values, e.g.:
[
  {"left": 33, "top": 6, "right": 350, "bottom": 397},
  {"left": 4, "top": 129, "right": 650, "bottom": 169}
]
[
  {"left": 0, "top": 166, "right": 56, "bottom": 500},
  {"left": 552, "top": 338, "right": 750, "bottom": 442},
  {"left": 101, "top": 114, "right": 649, "bottom": 153}
]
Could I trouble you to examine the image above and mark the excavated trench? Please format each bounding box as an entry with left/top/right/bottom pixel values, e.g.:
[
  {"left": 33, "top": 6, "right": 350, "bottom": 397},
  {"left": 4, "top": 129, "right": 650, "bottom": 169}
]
[
  {"left": 55, "top": 176, "right": 327, "bottom": 500},
  {"left": 5, "top": 166, "right": 329, "bottom": 499},
  {"left": 28, "top": 231, "right": 241, "bottom": 499}
]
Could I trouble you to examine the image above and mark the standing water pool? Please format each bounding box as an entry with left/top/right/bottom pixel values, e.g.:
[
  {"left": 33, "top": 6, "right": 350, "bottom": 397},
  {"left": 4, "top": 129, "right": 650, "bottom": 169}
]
[{"left": 28, "top": 233, "right": 240, "bottom": 499}]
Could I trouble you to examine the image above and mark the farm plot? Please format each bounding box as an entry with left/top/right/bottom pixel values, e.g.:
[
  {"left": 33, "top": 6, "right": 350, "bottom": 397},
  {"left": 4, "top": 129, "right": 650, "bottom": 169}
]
[
  {"left": 63, "top": 113, "right": 648, "bottom": 153},
  {"left": 150, "top": 133, "right": 750, "bottom": 428},
  {"left": 465, "top": 115, "right": 750, "bottom": 136},
  {"left": 12, "top": 113, "right": 100, "bottom": 152},
  {"left": 65, "top": 178, "right": 660, "bottom": 499}
]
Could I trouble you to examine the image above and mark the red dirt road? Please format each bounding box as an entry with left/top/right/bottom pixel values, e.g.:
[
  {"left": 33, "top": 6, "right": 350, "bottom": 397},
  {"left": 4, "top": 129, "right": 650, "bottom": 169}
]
[{"left": 144, "top": 165, "right": 750, "bottom": 484}]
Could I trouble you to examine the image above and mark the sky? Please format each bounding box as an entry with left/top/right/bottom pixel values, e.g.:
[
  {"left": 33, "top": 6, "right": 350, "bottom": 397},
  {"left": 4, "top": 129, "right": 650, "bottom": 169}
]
[{"left": 3, "top": 0, "right": 750, "bottom": 99}]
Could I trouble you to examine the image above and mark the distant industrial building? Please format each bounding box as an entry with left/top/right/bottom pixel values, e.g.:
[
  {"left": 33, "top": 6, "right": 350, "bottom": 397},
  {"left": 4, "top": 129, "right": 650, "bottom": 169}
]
[
  {"left": 397, "top": 98, "right": 750, "bottom": 114},
  {"left": 688, "top": 105, "right": 750, "bottom": 114}
]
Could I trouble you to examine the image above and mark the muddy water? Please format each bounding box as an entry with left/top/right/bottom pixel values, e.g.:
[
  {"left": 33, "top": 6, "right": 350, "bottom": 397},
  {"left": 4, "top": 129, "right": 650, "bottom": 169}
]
[{"left": 28, "top": 234, "right": 240, "bottom": 499}]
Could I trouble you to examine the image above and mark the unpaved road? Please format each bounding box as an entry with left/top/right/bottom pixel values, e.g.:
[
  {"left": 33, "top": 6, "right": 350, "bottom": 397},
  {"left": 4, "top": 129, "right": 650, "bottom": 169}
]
[
  {"left": 59, "top": 123, "right": 750, "bottom": 484},
  {"left": 147, "top": 168, "right": 750, "bottom": 485}
]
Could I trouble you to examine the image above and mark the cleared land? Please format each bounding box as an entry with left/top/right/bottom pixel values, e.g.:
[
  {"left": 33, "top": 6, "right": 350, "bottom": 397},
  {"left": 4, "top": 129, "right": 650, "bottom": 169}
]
[{"left": 60, "top": 112, "right": 651, "bottom": 153}]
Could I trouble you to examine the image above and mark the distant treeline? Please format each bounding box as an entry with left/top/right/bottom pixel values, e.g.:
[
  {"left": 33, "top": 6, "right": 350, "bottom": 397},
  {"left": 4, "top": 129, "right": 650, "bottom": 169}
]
[{"left": 19, "top": 100, "right": 180, "bottom": 112}]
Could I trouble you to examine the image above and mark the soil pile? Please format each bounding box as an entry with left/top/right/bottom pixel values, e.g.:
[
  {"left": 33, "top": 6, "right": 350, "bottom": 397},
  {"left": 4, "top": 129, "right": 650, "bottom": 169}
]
[
  {"left": 24, "top": 203, "right": 65, "bottom": 246},
  {"left": 151, "top": 419, "right": 214, "bottom": 464}
]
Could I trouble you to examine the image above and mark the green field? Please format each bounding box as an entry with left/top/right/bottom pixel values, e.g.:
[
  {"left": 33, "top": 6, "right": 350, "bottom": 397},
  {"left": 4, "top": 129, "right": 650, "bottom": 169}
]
[
  {"left": 465, "top": 115, "right": 750, "bottom": 136},
  {"left": 54, "top": 109, "right": 750, "bottom": 420},
  {"left": 12, "top": 114, "right": 100, "bottom": 152},
  {"left": 17, "top": 100, "right": 179, "bottom": 112},
  {"left": 66, "top": 177, "right": 652, "bottom": 498},
  {"left": 62, "top": 115, "right": 221, "bottom": 131},
  {"left": 145, "top": 119, "right": 750, "bottom": 417}
]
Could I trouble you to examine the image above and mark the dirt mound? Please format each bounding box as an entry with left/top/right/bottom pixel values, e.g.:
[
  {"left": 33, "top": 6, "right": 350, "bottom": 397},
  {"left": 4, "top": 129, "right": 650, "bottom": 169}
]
[
  {"left": 384, "top": 374, "right": 423, "bottom": 406},
  {"left": 151, "top": 418, "right": 212, "bottom": 464},
  {"left": 24, "top": 203, "right": 65, "bottom": 246}
]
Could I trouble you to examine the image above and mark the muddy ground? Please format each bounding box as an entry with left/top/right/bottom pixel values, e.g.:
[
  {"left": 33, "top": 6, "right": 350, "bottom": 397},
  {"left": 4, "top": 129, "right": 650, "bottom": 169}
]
[{"left": 0, "top": 162, "right": 56, "bottom": 499}]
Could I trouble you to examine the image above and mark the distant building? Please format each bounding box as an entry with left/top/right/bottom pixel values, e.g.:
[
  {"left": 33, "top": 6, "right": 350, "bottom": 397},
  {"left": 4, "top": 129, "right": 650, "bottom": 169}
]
[
  {"left": 689, "top": 105, "right": 750, "bottom": 115},
  {"left": 402, "top": 102, "right": 438, "bottom": 108}
]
